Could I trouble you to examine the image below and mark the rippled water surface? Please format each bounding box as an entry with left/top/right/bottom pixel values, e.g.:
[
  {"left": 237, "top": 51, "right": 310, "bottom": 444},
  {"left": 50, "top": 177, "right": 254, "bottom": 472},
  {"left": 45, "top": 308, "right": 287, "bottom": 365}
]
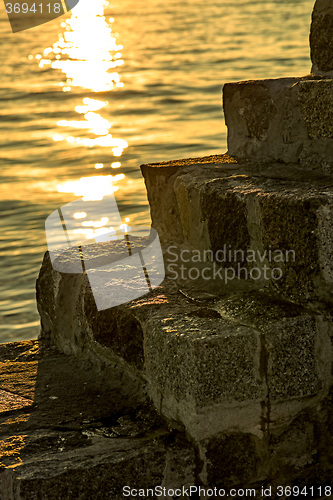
[{"left": 0, "top": 0, "right": 314, "bottom": 342}]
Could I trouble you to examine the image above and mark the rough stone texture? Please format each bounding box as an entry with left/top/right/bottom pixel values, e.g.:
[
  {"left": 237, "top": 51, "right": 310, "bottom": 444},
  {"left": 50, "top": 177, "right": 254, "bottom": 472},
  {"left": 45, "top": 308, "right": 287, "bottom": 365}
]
[
  {"left": 0, "top": 341, "right": 196, "bottom": 499},
  {"left": 216, "top": 293, "right": 327, "bottom": 400},
  {"left": 204, "top": 433, "right": 260, "bottom": 487},
  {"left": 0, "top": 390, "right": 33, "bottom": 416},
  {"left": 37, "top": 250, "right": 332, "bottom": 433},
  {"left": 145, "top": 312, "right": 263, "bottom": 405},
  {"left": 142, "top": 156, "right": 333, "bottom": 308},
  {"left": 223, "top": 77, "right": 333, "bottom": 166},
  {"left": 35, "top": 242, "right": 333, "bottom": 490},
  {"left": 6, "top": 342, "right": 330, "bottom": 497},
  {"left": 37, "top": 259, "right": 263, "bottom": 438},
  {"left": 298, "top": 80, "right": 333, "bottom": 140},
  {"left": 310, "top": 0, "right": 333, "bottom": 75},
  {"left": 139, "top": 148, "right": 333, "bottom": 489},
  {"left": 144, "top": 308, "right": 265, "bottom": 440}
]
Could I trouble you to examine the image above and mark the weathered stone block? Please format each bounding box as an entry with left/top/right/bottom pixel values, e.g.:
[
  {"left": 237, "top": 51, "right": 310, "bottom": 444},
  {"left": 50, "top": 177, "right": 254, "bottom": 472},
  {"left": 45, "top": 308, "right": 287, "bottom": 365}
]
[
  {"left": 310, "top": 0, "right": 333, "bottom": 75},
  {"left": 216, "top": 293, "right": 329, "bottom": 402},
  {"left": 141, "top": 154, "right": 238, "bottom": 247},
  {"left": 145, "top": 314, "right": 263, "bottom": 406},
  {"left": 142, "top": 157, "right": 333, "bottom": 307},
  {"left": 144, "top": 306, "right": 265, "bottom": 439},
  {"left": 223, "top": 77, "right": 333, "bottom": 167},
  {"left": 37, "top": 245, "right": 332, "bottom": 445}
]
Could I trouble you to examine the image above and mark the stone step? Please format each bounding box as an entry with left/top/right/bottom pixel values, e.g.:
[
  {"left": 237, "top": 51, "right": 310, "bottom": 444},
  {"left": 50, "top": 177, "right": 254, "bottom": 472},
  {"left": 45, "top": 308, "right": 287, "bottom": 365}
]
[
  {"left": 310, "top": 0, "right": 333, "bottom": 76},
  {"left": 141, "top": 154, "right": 333, "bottom": 308},
  {"left": 223, "top": 76, "right": 333, "bottom": 167},
  {"left": 36, "top": 250, "right": 333, "bottom": 487}
]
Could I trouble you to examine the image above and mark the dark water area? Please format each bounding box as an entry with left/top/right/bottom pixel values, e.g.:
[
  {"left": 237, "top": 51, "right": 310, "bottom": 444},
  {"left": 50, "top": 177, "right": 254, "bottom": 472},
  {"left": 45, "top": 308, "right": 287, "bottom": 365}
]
[{"left": 0, "top": 0, "right": 314, "bottom": 342}]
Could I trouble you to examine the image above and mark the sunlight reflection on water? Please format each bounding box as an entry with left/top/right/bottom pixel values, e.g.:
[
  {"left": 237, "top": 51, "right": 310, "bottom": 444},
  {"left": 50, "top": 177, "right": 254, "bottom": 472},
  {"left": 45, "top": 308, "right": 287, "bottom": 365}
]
[
  {"left": 45, "top": 0, "right": 124, "bottom": 92},
  {"left": 57, "top": 173, "right": 125, "bottom": 201},
  {"left": 40, "top": 0, "right": 129, "bottom": 200}
]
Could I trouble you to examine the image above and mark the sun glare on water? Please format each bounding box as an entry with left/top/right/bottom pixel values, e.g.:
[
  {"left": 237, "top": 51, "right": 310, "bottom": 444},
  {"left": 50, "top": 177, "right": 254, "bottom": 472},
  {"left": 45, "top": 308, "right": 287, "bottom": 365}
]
[
  {"left": 57, "top": 173, "right": 125, "bottom": 201},
  {"left": 44, "top": 0, "right": 124, "bottom": 92},
  {"left": 34, "top": 0, "right": 129, "bottom": 202}
]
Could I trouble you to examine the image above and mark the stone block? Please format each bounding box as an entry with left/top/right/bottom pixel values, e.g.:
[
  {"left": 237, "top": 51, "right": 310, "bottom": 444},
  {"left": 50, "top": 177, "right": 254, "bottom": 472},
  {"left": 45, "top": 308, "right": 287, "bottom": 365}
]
[
  {"left": 216, "top": 292, "right": 329, "bottom": 402},
  {"left": 145, "top": 313, "right": 263, "bottom": 406},
  {"left": 144, "top": 305, "right": 265, "bottom": 439},
  {"left": 223, "top": 77, "right": 333, "bottom": 167},
  {"left": 141, "top": 154, "right": 238, "bottom": 247},
  {"left": 310, "top": 0, "right": 333, "bottom": 75},
  {"left": 37, "top": 245, "right": 332, "bottom": 441},
  {"left": 141, "top": 156, "right": 333, "bottom": 307}
]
